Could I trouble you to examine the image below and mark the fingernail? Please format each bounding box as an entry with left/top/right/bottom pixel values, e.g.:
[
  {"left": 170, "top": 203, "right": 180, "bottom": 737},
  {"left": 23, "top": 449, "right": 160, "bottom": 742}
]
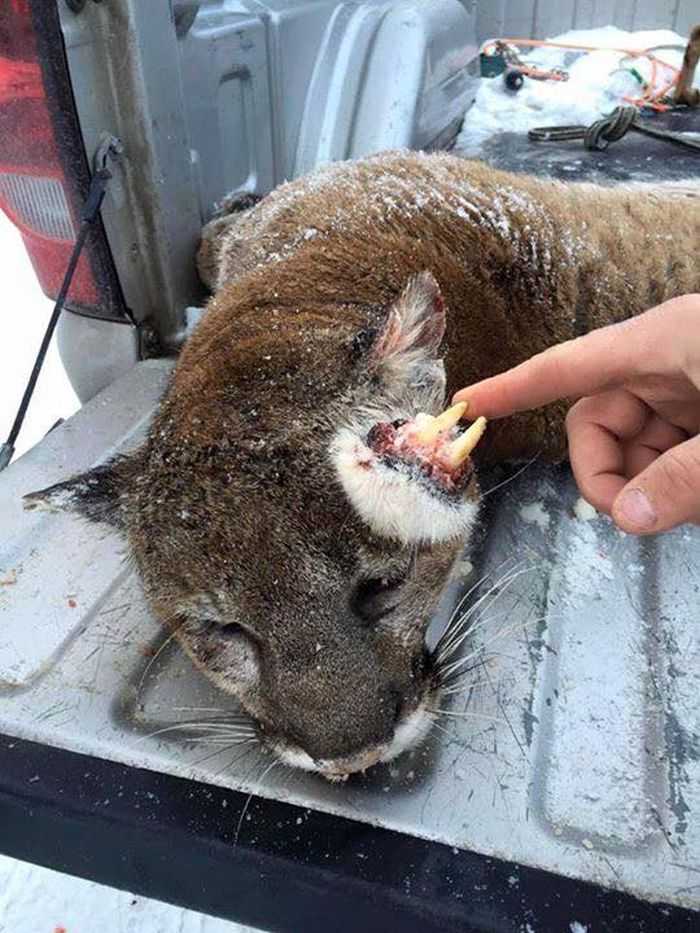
[{"left": 616, "top": 488, "right": 657, "bottom": 530}]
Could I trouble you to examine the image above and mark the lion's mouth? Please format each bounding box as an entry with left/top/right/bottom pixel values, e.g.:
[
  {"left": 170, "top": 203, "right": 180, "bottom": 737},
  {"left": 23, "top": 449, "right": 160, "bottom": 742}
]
[
  {"left": 267, "top": 700, "right": 437, "bottom": 780},
  {"left": 366, "top": 403, "right": 487, "bottom": 494}
]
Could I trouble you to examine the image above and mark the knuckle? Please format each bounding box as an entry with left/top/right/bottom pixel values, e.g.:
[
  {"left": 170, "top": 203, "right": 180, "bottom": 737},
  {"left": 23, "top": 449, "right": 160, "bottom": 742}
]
[
  {"left": 569, "top": 456, "right": 611, "bottom": 514},
  {"left": 578, "top": 479, "right": 613, "bottom": 516},
  {"left": 655, "top": 445, "right": 700, "bottom": 498},
  {"left": 564, "top": 394, "right": 608, "bottom": 431},
  {"left": 576, "top": 478, "right": 602, "bottom": 510},
  {"left": 564, "top": 404, "right": 578, "bottom": 430},
  {"left": 566, "top": 397, "right": 593, "bottom": 427}
]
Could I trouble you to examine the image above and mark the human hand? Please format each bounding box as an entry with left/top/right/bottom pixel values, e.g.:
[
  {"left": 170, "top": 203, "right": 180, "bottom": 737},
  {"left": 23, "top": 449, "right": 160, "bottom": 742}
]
[{"left": 453, "top": 295, "right": 700, "bottom": 534}]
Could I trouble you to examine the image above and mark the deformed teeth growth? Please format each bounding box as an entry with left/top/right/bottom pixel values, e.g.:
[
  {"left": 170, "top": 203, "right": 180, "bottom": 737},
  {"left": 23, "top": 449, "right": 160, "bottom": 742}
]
[
  {"left": 446, "top": 416, "right": 487, "bottom": 467},
  {"left": 414, "top": 402, "right": 467, "bottom": 443}
]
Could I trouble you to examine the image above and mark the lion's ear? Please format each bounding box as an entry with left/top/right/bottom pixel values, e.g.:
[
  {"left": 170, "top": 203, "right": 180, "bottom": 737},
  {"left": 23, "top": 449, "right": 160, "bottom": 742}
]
[
  {"left": 371, "top": 271, "right": 445, "bottom": 369},
  {"left": 23, "top": 454, "right": 138, "bottom": 529},
  {"left": 358, "top": 271, "right": 447, "bottom": 412}
]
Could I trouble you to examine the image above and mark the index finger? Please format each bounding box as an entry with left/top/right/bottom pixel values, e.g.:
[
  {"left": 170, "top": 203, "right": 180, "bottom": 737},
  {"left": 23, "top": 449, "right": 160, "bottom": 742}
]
[{"left": 452, "top": 309, "right": 667, "bottom": 419}]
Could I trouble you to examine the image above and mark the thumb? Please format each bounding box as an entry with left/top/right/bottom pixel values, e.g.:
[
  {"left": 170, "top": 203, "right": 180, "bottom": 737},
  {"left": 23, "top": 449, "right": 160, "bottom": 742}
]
[{"left": 612, "top": 434, "right": 700, "bottom": 534}]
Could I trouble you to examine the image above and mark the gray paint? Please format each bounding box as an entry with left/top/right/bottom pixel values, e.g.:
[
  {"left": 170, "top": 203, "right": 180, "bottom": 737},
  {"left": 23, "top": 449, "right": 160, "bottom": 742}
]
[
  {"left": 59, "top": 0, "right": 476, "bottom": 353},
  {"left": 472, "top": 0, "right": 694, "bottom": 41},
  {"left": 676, "top": 0, "right": 699, "bottom": 35},
  {"left": 56, "top": 312, "right": 139, "bottom": 404},
  {"left": 58, "top": 0, "right": 204, "bottom": 337}
]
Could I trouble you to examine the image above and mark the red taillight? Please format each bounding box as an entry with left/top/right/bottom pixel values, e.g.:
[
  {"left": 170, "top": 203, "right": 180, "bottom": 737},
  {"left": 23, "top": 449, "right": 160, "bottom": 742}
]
[
  {"left": 0, "top": 0, "right": 120, "bottom": 314},
  {"left": 0, "top": 166, "right": 97, "bottom": 304}
]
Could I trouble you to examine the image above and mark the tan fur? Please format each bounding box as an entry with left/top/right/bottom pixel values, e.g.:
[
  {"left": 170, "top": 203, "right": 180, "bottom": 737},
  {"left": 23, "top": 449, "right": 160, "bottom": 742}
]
[
  {"left": 37, "top": 152, "right": 700, "bottom": 775},
  {"left": 194, "top": 152, "right": 699, "bottom": 463}
]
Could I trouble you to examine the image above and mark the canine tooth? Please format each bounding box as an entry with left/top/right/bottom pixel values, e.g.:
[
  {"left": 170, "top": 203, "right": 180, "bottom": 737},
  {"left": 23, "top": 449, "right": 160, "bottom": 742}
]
[
  {"left": 415, "top": 402, "right": 467, "bottom": 443},
  {"left": 446, "top": 416, "right": 487, "bottom": 466}
]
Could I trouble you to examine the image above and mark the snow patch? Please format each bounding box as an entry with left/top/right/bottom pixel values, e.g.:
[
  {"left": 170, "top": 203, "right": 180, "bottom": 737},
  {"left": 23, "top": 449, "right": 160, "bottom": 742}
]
[
  {"left": 0, "top": 853, "right": 256, "bottom": 933},
  {"left": 458, "top": 27, "right": 697, "bottom": 155},
  {"left": 563, "top": 518, "right": 614, "bottom": 604},
  {"left": 0, "top": 217, "right": 79, "bottom": 461},
  {"left": 520, "top": 500, "right": 551, "bottom": 531},
  {"left": 573, "top": 497, "right": 597, "bottom": 522},
  {"left": 185, "top": 305, "right": 205, "bottom": 336},
  {"left": 455, "top": 557, "right": 474, "bottom": 580}
]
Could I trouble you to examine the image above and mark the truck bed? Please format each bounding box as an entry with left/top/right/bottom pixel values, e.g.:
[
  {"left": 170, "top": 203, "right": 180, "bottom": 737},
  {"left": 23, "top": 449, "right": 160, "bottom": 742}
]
[
  {"left": 1, "top": 5, "right": 698, "bottom": 925},
  {"left": 1, "top": 354, "right": 698, "bottom": 927}
]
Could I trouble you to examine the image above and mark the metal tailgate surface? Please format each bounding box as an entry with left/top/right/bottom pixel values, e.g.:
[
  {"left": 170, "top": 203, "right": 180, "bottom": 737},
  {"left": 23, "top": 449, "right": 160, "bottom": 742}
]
[{"left": 0, "top": 360, "right": 698, "bottom": 912}]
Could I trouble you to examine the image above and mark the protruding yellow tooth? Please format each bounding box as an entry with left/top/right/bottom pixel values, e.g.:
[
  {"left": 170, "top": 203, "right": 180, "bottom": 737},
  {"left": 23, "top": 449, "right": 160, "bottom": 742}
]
[
  {"left": 446, "top": 416, "right": 487, "bottom": 467},
  {"left": 414, "top": 402, "right": 467, "bottom": 443}
]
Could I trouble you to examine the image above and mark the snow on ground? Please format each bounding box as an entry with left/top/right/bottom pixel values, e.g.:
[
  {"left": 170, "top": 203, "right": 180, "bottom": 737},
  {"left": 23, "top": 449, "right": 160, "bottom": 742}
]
[
  {"left": 457, "top": 26, "right": 699, "bottom": 155},
  {"left": 0, "top": 854, "right": 257, "bottom": 933},
  {"left": 0, "top": 216, "right": 79, "bottom": 460},
  {"left": 0, "top": 216, "right": 255, "bottom": 930}
]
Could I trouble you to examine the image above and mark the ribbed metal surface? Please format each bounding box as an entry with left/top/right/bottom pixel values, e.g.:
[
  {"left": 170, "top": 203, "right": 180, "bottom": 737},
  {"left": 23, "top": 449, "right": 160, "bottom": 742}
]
[
  {"left": 0, "top": 173, "right": 75, "bottom": 241},
  {"left": 474, "top": 0, "right": 695, "bottom": 43},
  {"left": 0, "top": 361, "right": 698, "bottom": 912}
]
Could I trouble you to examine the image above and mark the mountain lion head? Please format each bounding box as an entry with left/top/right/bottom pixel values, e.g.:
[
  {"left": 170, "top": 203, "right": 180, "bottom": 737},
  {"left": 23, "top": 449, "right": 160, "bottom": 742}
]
[{"left": 27, "top": 271, "right": 486, "bottom": 779}]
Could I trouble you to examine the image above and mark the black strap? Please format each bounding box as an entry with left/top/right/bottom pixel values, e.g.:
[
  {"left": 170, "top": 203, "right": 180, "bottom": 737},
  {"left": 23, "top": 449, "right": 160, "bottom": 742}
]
[
  {"left": 529, "top": 104, "right": 700, "bottom": 153},
  {"left": 527, "top": 124, "right": 589, "bottom": 143},
  {"left": 0, "top": 136, "right": 124, "bottom": 472},
  {"left": 584, "top": 105, "right": 638, "bottom": 150}
]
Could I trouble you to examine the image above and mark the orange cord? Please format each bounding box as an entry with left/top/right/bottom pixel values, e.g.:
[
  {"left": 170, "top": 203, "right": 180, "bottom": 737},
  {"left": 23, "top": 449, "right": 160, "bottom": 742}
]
[
  {"left": 482, "top": 38, "right": 653, "bottom": 56},
  {"left": 482, "top": 36, "right": 682, "bottom": 109},
  {"left": 518, "top": 65, "right": 568, "bottom": 82}
]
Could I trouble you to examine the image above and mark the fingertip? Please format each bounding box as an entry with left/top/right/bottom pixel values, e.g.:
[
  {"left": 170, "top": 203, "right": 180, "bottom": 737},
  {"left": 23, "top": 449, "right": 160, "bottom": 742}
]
[
  {"left": 612, "top": 486, "right": 658, "bottom": 534},
  {"left": 451, "top": 387, "right": 496, "bottom": 418},
  {"left": 612, "top": 436, "right": 700, "bottom": 535}
]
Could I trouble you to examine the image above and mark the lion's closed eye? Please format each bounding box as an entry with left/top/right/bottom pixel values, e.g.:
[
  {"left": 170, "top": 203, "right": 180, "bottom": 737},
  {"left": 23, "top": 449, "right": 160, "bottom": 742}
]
[{"left": 351, "top": 576, "right": 405, "bottom": 622}]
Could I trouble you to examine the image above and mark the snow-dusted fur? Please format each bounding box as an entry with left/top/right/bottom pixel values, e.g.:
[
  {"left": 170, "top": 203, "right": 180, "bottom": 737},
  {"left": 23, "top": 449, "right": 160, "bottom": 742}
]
[{"left": 34, "top": 151, "right": 700, "bottom": 777}]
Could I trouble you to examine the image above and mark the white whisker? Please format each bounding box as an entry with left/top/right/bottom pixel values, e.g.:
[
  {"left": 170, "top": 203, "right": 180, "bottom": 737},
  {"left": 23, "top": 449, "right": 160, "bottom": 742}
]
[
  {"left": 188, "top": 739, "right": 259, "bottom": 771},
  {"left": 428, "top": 707, "right": 505, "bottom": 724},
  {"left": 234, "top": 758, "right": 281, "bottom": 845},
  {"left": 481, "top": 455, "right": 539, "bottom": 498},
  {"left": 435, "top": 557, "right": 527, "bottom": 656},
  {"left": 439, "top": 678, "right": 493, "bottom": 696},
  {"left": 172, "top": 720, "right": 255, "bottom": 730},
  {"left": 139, "top": 722, "right": 256, "bottom": 742},
  {"left": 438, "top": 616, "right": 542, "bottom": 681},
  {"left": 180, "top": 738, "right": 259, "bottom": 748},
  {"left": 137, "top": 628, "right": 181, "bottom": 695},
  {"left": 439, "top": 664, "right": 533, "bottom": 702},
  {"left": 441, "top": 586, "right": 542, "bottom": 661},
  {"left": 428, "top": 718, "right": 463, "bottom": 743},
  {"left": 437, "top": 564, "right": 537, "bottom": 664}
]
